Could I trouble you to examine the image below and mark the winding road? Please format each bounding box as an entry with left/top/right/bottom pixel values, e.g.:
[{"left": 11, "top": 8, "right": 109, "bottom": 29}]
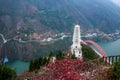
[
  {"left": 0, "top": 33, "right": 72, "bottom": 44},
  {"left": 0, "top": 33, "right": 8, "bottom": 43}
]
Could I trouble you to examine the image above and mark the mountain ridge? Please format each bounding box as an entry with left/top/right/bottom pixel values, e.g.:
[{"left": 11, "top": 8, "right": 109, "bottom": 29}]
[{"left": 0, "top": 0, "right": 120, "bottom": 36}]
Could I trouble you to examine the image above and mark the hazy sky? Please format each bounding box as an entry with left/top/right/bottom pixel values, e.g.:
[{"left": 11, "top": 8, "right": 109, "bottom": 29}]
[{"left": 111, "top": 0, "right": 120, "bottom": 6}]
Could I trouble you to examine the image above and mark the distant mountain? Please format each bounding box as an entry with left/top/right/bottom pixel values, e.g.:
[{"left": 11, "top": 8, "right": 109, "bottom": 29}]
[
  {"left": 0, "top": 0, "right": 120, "bottom": 36},
  {"left": 0, "top": 0, "right": 120, "bottom": 61}
]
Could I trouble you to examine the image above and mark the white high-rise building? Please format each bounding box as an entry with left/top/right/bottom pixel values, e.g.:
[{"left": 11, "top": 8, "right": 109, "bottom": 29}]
[{"left": 71, "top": 25, "right": 82, "bottom": 59}]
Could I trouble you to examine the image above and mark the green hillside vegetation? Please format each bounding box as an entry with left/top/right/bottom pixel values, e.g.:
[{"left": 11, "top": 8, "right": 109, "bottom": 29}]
[
  {"left": 109, "top": 61, "right": 120, "bottom": 79},
  {"left": 29, "top": 57, "right": 49, "bottom": 72},
  {"left": 0, "top": 64, "right": 17, "bottom": 80},
  {"left": 82, "top": 44, "right": 99, "bottom": 61}
]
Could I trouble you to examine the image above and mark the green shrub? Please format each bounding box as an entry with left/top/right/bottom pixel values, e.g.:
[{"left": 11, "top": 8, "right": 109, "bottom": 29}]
[
  {"left": 56, "top": 50, "right": 64, "bottom": 60},
  {"left": 109, "top": 61, "right": 120, "bottom": 79},
  {"left": 0, "top": 64, "right": 17, "bottom": 80},
  {"left": 29, "top": 56, "right": 50, "bottom": 71},
  {"left": 71, "top": 54, "right": 77, "bottom": 59}
]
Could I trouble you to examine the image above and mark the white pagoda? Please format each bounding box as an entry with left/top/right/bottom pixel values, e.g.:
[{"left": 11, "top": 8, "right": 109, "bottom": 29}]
[{"left": 71, "top": 25, "right": 82, "bottom": 59}]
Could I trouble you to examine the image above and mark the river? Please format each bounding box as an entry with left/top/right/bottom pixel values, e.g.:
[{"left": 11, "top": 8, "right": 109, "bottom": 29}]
[
  {"left": 98, "top": 39, "right": 120, "bottom": 56},
  {"left": 7, "top": 39, "right": 120, "bottom": 75},
  {"left": 7, "top": 60, "right": 29, "bottom": 75}
]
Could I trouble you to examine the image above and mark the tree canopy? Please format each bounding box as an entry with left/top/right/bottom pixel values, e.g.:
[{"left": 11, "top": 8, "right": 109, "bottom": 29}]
[{"left": 0, "top": 64, "right": 17, "bottom": 80}]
